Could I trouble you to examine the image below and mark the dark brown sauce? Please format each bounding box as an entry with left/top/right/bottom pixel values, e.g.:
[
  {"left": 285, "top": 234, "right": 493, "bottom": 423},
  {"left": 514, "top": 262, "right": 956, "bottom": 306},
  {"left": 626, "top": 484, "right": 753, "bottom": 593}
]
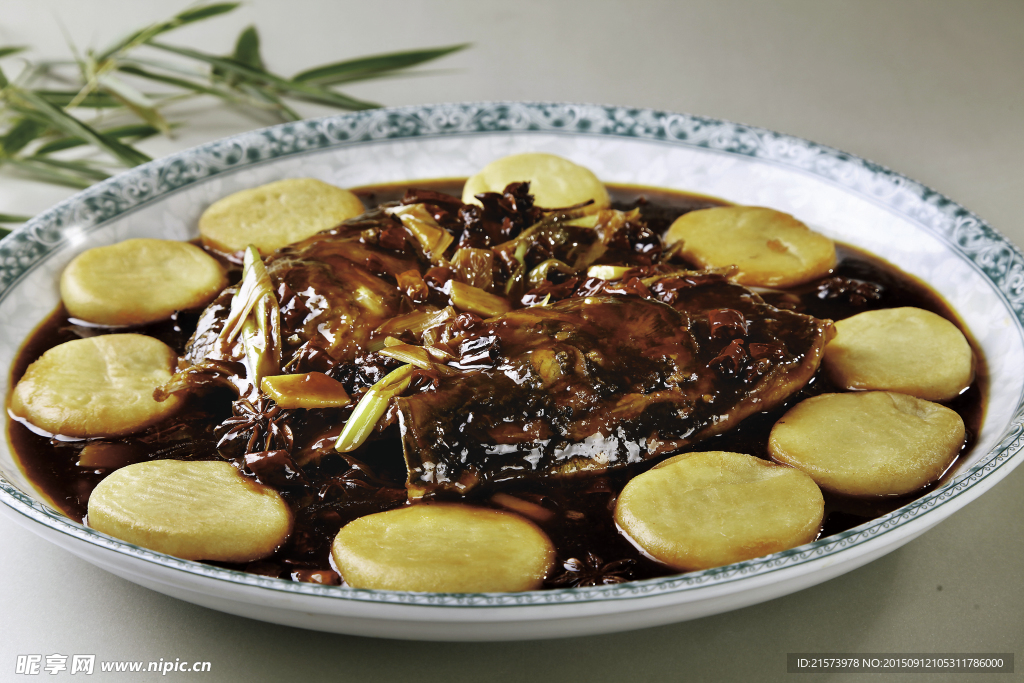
[{"left": 5, "top": 181, "right": 986, "bottom": 586}]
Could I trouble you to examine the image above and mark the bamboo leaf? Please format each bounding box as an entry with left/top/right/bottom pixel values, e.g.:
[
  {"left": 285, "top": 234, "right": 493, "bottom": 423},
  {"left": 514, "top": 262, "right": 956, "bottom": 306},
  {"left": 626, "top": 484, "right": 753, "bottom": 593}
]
[
  {"left": 0, "top": 117, "right": 47, "bottom": 156},
  {"left": 32, "top": 59, "right": 80, "bottom": 68},
  {"left": 233, "top": 26, "right": 265, "bottom": 71},
  {"left": 238, "top": 82, "right": 301, "bottom": 120},
  {"left": 0, "top": 212, "right": 31, "bottom": 223},
  {"left": 175, "top": 3, "right": 241, "bottom": 24},
  {"left": 0, "top": 213, "right": 31, "bottom": 223},
  {"left": 95, "top": 3, "right": 239, "bottom": 62},
  {"left": 212, "top": 26, "right": 266, "bottom": 88},
  {"left": 117, "top": 63, "right": 242, "bottom": 101},
  {"left": 34, "top": 89, "right": 125, "bottom": 108},
  {"left": 1, "top": 7, "right": 471, "bottom": 194},
  {"left": 270, "top": 86, "right": 381, "bottom": 111},
  {"left": 35, "top": 123, "right": 161, "bottom": 155},
  {"left": 24, "top": 156, "right": 111, "bottom": 180},
  {"left": 149, "top": 41, "right": 380, "bottom": 110},
  {"left": 293, "top": 66, "right": 455, "bottom": 87},
  {"left": 11, "top": 88, "right": 151, "bottom": 166},
  {"left": 5, "top": 100, "right": 56, "bottom": 126},
  {"left": 1, "top": 157, "right": 95, "bottom": 188},
  {"left": 293, "top": 44, "right": 468, "bottom": 85},
  {"left": 97, "top": 73, "right": 171, "bottom": 134},
  {"left": 119, "top": 56, "right": 211, "bottom": 79},
  {"left": 0, "top": 46, "right": 27, "bottom": 59},
  {"left": 33, "top": 138, "right": 83, "bottom": 155}
]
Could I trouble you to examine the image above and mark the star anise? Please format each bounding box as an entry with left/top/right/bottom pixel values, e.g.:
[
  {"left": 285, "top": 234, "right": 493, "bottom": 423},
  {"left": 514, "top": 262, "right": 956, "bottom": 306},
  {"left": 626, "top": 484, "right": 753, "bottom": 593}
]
[
  {"left": 546, "top": 552, "right": 636, "bottom": 588},
  {"left": 215, "top": 394, "right": 294, "bottom": 457}
]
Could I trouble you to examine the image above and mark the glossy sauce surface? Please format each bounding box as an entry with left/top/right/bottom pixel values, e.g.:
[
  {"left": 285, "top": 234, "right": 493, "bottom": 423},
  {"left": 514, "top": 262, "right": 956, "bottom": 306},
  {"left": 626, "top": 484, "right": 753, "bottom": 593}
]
[{"left": 5, "top": 181, "right": 984, "bottom": 587}]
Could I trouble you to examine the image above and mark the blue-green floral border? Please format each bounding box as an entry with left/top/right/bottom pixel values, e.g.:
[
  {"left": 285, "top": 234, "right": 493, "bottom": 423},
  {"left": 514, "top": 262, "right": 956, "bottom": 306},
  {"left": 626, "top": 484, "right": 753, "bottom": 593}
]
[{"left": 2, "top": 101, "right": 1023, "bottom": 609}]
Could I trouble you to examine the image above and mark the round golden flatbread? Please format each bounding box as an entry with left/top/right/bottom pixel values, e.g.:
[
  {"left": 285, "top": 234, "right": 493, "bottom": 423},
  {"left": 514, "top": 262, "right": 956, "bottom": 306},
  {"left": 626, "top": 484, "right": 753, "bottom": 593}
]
[
  {"left": 768, "top": 391, "right": 965, "bottom": 496},
  {"left": 60, "top": 238, "right": 227, "bottom": 326},
  {"left": 615, "top": 451, "right": 823, "bottom": 571},
  {"left": 88, "top": 460, "right": 292, "bottom": 562},
  {"left": 823, "top": 307, "right": 974, "bottom": 402},
  {"left": 462, "top": 153, "right": 610, "bottom": 213},
  {"left": 332, "top": 503, "right": 555, "bottom": 592},
  {"left": 11, "top": 334, "right": 182, "bottom": 438},
  {"left": 664, "top": 205, "right": 836, "bottom": 288},
  {"left": 199, "top": 178, "right": 366, "bottom": 255}
]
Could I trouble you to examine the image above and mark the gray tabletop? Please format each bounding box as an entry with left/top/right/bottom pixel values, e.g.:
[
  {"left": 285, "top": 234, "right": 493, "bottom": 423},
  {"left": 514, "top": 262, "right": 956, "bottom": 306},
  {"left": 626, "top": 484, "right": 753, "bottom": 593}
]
[{"left": 1, "top": 1, "right": 1022, "bottom": 681}]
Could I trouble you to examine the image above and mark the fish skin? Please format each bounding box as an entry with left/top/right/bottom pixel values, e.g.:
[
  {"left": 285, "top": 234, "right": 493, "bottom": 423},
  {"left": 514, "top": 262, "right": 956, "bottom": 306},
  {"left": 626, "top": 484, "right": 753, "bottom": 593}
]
[{"left": 399, "top": 279, "right": 831, "bottom": 497}]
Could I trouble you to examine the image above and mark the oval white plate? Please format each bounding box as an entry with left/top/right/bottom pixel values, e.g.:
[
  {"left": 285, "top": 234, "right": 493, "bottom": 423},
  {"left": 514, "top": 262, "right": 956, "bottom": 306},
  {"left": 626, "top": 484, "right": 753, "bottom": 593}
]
[{"left": 2, "top": 102, "right": 1023, "bottom": 641}]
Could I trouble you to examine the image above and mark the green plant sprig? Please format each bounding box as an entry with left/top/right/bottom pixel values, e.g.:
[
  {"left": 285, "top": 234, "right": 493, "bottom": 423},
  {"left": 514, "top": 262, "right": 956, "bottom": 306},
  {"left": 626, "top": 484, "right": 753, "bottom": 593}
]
[{"left": 0, "top": 3, "right": 469, "bottom": 237}]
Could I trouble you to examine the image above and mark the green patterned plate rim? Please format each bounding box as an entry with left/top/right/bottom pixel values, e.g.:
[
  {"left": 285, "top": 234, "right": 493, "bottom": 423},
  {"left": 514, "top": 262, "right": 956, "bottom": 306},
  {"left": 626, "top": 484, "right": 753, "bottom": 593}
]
[{"left": 2, "top": 101, "right": 1023, "bottom": 608}]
